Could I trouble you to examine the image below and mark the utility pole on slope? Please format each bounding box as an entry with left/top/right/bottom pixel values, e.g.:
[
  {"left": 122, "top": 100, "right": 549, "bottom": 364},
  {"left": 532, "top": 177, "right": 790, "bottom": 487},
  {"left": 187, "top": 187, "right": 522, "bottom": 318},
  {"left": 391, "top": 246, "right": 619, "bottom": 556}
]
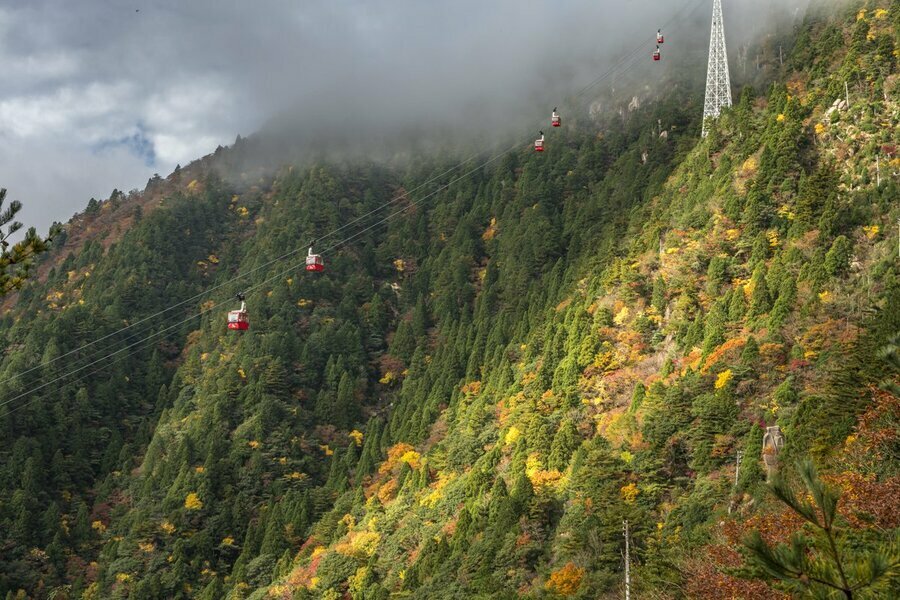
[
  {"left": 623, "top": 519, "right": 631, "bottom": 600},
  {"left": 735, "top": 450, "right": 743, "bottom": 488}
]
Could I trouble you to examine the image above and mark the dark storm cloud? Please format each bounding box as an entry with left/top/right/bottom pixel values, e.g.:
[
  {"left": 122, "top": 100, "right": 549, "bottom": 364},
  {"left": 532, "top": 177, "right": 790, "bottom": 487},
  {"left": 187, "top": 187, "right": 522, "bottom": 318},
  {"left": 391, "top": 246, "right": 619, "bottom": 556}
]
[{"left": 0, "top": 0, "right": 807, "bottom": 233}]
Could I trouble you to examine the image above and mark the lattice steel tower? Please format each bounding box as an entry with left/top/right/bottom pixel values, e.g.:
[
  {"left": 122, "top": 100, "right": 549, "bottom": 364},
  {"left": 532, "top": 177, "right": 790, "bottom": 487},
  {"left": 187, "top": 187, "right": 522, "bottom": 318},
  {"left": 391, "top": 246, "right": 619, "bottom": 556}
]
[{"left": 701, "top": 0, "right": 732, "bottom": 137}]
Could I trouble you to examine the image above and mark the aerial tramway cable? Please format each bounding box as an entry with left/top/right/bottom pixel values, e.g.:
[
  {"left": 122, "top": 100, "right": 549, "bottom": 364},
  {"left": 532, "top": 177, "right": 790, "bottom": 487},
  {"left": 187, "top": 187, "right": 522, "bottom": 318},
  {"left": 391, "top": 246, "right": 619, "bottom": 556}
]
[
  {"left": 0, "top": 155, "right": 485, "bottom": 388},
  {"left": 1, "top": 0, "right": 708, "bottom": 409}
]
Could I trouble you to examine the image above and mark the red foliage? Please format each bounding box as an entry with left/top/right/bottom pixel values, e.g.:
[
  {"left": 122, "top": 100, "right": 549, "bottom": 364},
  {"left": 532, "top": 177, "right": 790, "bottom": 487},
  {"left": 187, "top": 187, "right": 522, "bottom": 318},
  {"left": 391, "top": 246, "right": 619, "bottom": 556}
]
[{"left": 685, "top": 510, "right": 801, "bottom": 599}]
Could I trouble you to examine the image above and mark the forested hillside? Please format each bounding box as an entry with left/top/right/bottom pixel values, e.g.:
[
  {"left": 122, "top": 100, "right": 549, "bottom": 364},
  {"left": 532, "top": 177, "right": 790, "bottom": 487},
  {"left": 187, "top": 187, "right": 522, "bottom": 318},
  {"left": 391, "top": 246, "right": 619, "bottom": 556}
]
[{"left": 1, "top": 0, "right": 898, "bottom": 598}]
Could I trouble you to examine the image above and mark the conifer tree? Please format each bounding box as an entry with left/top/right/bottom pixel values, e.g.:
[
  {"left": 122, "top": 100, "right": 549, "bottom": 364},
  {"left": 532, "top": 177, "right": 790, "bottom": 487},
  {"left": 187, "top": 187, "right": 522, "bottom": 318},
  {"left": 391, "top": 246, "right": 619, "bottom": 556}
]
[
  {"left": 741, "top": 461, "right": 900, "bottom": 597},
  {"left": 0, "top": 188, "right": 56, "bottom": 296}
]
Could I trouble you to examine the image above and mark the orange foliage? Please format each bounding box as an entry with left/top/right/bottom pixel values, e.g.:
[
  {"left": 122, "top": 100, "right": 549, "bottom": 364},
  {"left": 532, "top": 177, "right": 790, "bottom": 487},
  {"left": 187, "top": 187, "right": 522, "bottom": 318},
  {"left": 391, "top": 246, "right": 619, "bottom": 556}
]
[
  {"left": 461, "top": 381, "right": 482, "bottom": 395},
  {"left": 379, "top": 443, "right": 416, "bottom": 474},
  {"left": 701, "top": 337, "right": 746, "bottom": 373},
  {"left": 377, "top": 479, "right": 398, "bottom": 504},
  {"left": 546, "top": 562, "right": 585, "bottom": 596}
]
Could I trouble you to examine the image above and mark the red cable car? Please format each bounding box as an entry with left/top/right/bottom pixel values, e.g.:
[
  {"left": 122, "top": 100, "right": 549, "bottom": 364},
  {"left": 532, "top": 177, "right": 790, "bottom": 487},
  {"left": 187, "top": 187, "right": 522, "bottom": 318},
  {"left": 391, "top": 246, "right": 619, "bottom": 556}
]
[
  {"left": 305, "top": 246, "right": 324, "bottom": 272},
  {"left": 653, "top": 46, "right": 661, "bottom": 61},
  {"left": 551, "top": 108, "right": 561, "bottom": 127},
  {"left": 657, "top": 29, "right": 664, "bottom": 44},
  {"left": 227, "top": 294, "right": 249, "bottom": 331},
  {"left": 534, "top": 131, "right": 545, "bottom": 152}
]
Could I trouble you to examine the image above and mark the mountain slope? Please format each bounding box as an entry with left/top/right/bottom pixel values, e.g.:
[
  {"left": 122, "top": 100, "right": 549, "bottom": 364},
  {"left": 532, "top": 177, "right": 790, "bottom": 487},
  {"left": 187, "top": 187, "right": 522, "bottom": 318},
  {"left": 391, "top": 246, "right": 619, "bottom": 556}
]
[{"left": 0, "top": 1, "right": 897, "bottom": 599}]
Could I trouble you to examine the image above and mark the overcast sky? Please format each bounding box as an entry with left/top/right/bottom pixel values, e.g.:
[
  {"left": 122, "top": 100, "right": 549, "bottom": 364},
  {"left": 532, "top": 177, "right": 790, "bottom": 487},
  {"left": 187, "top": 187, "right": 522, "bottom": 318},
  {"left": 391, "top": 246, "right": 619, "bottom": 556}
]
[{"left": 0, "top": 0, "right": 805, "bottom": 234}]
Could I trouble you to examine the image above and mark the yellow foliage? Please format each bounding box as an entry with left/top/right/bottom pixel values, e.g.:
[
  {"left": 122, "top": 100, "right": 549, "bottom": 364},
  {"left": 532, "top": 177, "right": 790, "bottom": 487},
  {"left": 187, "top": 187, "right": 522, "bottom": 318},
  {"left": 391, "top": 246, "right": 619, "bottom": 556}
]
[
  {"left": 546, "top": 562, "right": 585, "bottom": 596},
  {"left": 857, "top": 9, "right": 866, "bottom": 20},
  {"left": 742, "top": 277, "right": 756, "bottom": 298},
  {"left": 346, "top": 530, "right": 381, "bottom": 557},
  {"left": 194, "top": 465, "right": 205, "bottom": 473},
  {"left": 248, "top": 440, "right": 260, "bottom": 449},
  {"left": 286, "top": 471, "right": 307, "bottom": 481},
  {"left": 420, "top": 472, "right": 455, "bottom": 508},
  {"left": 160, "top": 521, "right": 176, "bottom": 534},
  {"left": 236, "top": 206, "right": 249, "bottom": 217},
  {"left": 777, "top": 205, "right": 796, "bottom": 221},
  {"left": 237, "top": 367, "right": 246, "bottom": 379},
  {"left": 818, "top": 290, "right": 833, "bottom": 304},
  {"left": 349, "top": 430, "right": 364, "bottom": 446},
  {"left": 222, "top": 536, "right": 235, "bottom": 546},
  {"left": 400, "top": 450, "right": 421, "bottom": 469},
  {"left": 741, "top": 156, "right": 758, "bottom": 175},
  {"left": 393, "top": 258, "right": 406, "bottom": 272},
  {"left": 715, "top": 369, "right": 733, "bottom": 390},
  {"left": 320, "top": 444, "right": 333, "bottom": 456},
  {"left": 278, "top": 456, "right": 287, "bottom": 465},
  {"left": 724, "top": 228, "right": 741, "bottom": 241},
  {"left": 504, "top": 426, "right": 521, "bottom": 445},
  {"left": 186, "top": 179, "right": 199, "bottom": 191},
  {"left": 529, "top": 469, "right": 563, "bottom": 493},
  {"left": 613, "top": 305, "right": 630, "bottom": 326},
  {"left": 620, "top": 482, "right": 639, "bottom": 504},
  {"left": 311, "top": 546, "right": 326, "bottom": 558},
  {"left": 874, "top": 8, "right": 888, "bottom": 19},
  {"left": 207, "top": 254, "right": 219, "bottom": 264},
  {"left": 766, "top": 229, "right": 780, "bottom": 248},
  {"left": 776, "top": 113, "right": 786, "bottom": 122},
  {"left": 297, "top": 298, "right": 312, "bottom": 307},
  {"left": 82, "top": 583, "right": 100, "bottom": 600},
  {"left": 138, "top": 542, "right": 155, "bottom": 553},
  {"left": 184, "top": 492, "right": 203, "bottom": 510},
  {"left": 379, "top": 371, "right": 396, "bottom": 385},
  {"left": 525, "top": 453, "right": 543, "bottom": 479},
  {"left": 92, "top": 520, "right": 107, "bottom": 533},
  {"left": 815, "top": 122, "right": 826, "bottom": 135},
  {"left": 115, "top": 573, "right": 131, "bottom": 583},
  {"left": 863, "top": 225, "right": 880, "bottom": 239}
]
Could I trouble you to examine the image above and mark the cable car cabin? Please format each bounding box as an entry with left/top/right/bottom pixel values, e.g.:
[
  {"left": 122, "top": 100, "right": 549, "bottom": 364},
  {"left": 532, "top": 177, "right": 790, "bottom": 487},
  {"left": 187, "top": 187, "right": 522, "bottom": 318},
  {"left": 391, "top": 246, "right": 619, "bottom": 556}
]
[
  {"left": 551, "top": 108, "right": 561, "bottom": 127},
  {"left": 305, "top": 247, "right": 324, "bottom": 272},
  {"left": 227, "top": 296, "right": 249, "bottom": 331},
  {"left": 227, "top": 309, "right": 249, "bottom": 330},
  {"left": 657, "top": 29, "right": 664, "bottom": 44},
  {"left": 534, "top": 132, "right": 545, "bottom": 152},
  {"left": 653, "top": 47, "right": 661, "bottom": 61}
]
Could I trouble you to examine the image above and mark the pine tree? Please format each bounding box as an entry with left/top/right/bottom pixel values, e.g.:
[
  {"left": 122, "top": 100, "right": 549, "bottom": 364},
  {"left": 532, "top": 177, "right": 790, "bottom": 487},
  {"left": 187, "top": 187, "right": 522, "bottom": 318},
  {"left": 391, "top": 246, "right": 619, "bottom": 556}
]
[
  {"left": 0, "top": 188, "right": 56, "bottom": 296},
  {"left": 740, "top": 461, "right": 900, "bottom": 597}
]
